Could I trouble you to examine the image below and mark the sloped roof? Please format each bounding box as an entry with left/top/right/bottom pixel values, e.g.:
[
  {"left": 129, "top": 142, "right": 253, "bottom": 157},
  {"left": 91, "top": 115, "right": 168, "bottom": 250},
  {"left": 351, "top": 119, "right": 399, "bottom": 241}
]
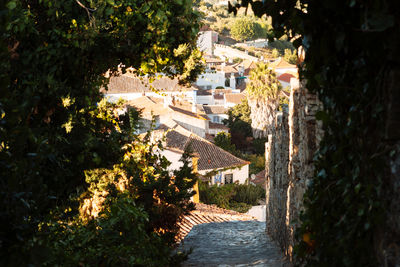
[
  {"left": 208, "top": 122, "right": 229, "bottom": 130},
  {"left": 165, "top": 126, "right": 249, "bottom": 171},
  {"left": 126, "top": 96, "right": 168, "bottom": 116},
  {"left": 277, "top": 73, "right": 296, "bottom": 83},
  {"left": 270, "top": 57, "right": 297, "bottom": 69},
  {"left": 205, "top": 57, "right": 224, "bottom": 64},
  {"left": 241, "top": 60, "right": 258, "bottom": 76},
  {"left": 168, "top": 105, "right": 209, "bottom": 120},
  {"left": 216, "top": 64, "right": 239, "bottom": 74},
  {"left": 102, "top": 74, "right": 197, "bottom": 94},
  {"left": 225, "top": 93, "right": 246, "bottom": 104},
  {"left": 203, "top": 105, "right": 228, "bottom": 114}
]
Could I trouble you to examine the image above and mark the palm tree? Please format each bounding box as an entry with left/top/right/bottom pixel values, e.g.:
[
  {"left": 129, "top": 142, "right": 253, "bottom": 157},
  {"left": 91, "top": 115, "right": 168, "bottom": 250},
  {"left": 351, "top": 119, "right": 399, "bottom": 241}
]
[{"left": 245, "top": 63, "right": 282, "bottom": 138}]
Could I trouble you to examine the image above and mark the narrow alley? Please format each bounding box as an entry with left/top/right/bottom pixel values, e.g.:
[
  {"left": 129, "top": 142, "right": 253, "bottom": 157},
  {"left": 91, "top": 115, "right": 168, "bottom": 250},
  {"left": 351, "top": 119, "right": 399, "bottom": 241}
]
[{"left": 179, "top": 221, "right": 288, "bottom": 266}]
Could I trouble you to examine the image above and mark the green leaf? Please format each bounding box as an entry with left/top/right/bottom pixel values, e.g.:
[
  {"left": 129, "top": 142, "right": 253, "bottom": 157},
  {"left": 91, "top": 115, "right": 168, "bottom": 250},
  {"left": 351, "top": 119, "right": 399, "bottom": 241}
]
[{"left": 7, "top": 0, "right": 17, "bottom": 10}]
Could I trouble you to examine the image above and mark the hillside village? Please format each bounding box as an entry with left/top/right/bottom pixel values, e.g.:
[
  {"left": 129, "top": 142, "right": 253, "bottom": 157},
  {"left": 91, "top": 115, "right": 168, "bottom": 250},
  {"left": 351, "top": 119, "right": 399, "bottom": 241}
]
[
  {"left": 102, "top": 24, "right": 299, "bottom": 188},
  {"left": 4, "top": 0, "right": 398, "bottom": 266}
]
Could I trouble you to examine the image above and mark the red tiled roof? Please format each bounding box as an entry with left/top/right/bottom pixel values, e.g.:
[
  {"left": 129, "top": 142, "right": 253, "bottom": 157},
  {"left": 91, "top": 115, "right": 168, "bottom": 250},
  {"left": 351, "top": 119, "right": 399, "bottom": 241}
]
[
  {"left": 102, "top": 74, "right": 196, "bottom": 94},
  {"left": 165, "top": 126, "right": 249, "bottom": 171},
  {"left": 225, "top": 93, "right": 246, "bottom": 104},
  {"left": 203, "top": 105, "right": 228, "bottom": 115},
  {"left": 270, "top": 57, "right": 297, "bottom": 69},
  {"left": 205, "top": 57, "right": 224, "bottom": 64},
  {"left": 277, "top": 73, "right": 296, "bottom": 83},
  {"left": 168, "top": 105, "right": 209, "bottom": 120},
  {"left": 208, "top": 122, "right": 229, "bottom": 130},
  {"left": 216, "top": 64, "right": 239, "bottom": 74},
  {"left": 126, "top": 96, "right": 168, "bottom": 116}
]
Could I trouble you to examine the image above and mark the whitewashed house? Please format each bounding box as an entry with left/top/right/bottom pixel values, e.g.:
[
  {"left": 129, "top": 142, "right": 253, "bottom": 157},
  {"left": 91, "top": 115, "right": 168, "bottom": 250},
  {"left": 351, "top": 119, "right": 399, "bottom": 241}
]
[{"left": 160, "top": 125, "right": 249, "bottom": 185}]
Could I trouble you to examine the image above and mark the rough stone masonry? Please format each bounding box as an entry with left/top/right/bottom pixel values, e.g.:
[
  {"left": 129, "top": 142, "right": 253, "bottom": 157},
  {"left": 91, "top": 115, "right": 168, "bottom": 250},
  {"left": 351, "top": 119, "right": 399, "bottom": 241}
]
[{"left": 264, "top": 79, "right": 322, "bottom": 260}]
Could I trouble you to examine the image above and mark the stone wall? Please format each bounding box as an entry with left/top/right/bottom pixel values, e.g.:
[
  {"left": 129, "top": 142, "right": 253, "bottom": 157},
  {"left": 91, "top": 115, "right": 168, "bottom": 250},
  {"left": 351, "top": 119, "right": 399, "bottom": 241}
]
[{"left": 264, "top": 80, "right": 322, "bottom": 259}]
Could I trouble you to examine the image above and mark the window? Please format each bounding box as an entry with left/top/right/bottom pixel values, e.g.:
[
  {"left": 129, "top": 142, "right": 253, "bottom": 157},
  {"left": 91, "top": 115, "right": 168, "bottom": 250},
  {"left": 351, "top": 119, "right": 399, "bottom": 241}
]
[
  {"left": 224, "top": 174, "right": 233, "bottom": 184},
  {"left": 213, "top": 116, "right": 220, "bottom": 123}
]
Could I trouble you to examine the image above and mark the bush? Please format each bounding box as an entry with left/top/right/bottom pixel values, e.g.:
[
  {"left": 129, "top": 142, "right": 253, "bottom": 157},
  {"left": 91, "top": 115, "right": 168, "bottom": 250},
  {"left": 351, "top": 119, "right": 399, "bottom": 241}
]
[
  {"left": 199, "top": 182, "right": 265, "bottom": 213},
  {"left": 232, "top": 184, "right": 265, "bottom": 205},
  {"left": 41, "top": 195, "right": 187, "bottom": 267}
]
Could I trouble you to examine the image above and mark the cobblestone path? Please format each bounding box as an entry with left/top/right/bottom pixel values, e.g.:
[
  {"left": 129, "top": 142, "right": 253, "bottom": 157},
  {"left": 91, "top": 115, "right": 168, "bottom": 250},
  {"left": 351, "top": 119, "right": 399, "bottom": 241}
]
[{"left": 179, "top": 221, "right": 287, "bottom": 267}]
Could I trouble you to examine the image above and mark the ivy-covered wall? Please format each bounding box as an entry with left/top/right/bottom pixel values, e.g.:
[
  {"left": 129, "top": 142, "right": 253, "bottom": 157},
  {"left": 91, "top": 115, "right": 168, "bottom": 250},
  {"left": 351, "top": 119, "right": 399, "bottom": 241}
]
[{"left": 231, "top": 0, "right": 400, "bottom": 265}]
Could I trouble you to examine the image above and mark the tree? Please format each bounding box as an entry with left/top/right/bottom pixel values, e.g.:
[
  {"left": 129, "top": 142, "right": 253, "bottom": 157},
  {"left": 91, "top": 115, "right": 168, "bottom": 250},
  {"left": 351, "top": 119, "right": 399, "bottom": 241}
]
[
  {"left": 230, "top": 17, "right": 264, "bottom": 41},
  {"left": 246, "top": 63, "right": 281, "bottom": 138},
  {"left": 283, "top": 48, "right": 297, "bottom": 64},
  {"left": 223, "top": 99, "right": 253, "bottom": 150},
  {"left": 1, "top": 0, "right": 202, "bottom": 265},
  {"left": 213, "top": 132, "right": 239, "bottom": 156}
]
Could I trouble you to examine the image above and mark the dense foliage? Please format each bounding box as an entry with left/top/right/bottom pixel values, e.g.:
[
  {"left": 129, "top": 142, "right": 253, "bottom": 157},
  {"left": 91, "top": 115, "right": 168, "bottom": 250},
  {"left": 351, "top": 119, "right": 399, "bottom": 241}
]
[
  {"left": 230, "top": 16, "right": 265, "bottom": 41},
  {"left": 231, "top": 0, "right": 399, "bottom": 265},
  {"left": 1, "top": 0, "right": 202, "bottom": 265},
  {"left": 213, "top": 132, "right": 240, "bottom": 156},
  {"left": 199, "top": 181, "right": 265, "bottom": 213},
  {"left": 213, "top": 131, "right": 264, "bottom": 175},
  {"left": 223, "top": 99, "right": 252, "bottom": 150},
  {"left": 246, "top": 63, "right": 282, "bottom": 138},
  {"left": 246, "top": 63, "right": 281, "bottom": 100}
]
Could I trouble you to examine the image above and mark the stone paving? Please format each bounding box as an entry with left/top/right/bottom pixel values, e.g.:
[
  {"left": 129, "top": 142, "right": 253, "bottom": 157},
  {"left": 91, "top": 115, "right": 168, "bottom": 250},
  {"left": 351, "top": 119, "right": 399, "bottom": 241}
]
[{"left": 179, "top": 221, "right": 287, "bottom": 267}]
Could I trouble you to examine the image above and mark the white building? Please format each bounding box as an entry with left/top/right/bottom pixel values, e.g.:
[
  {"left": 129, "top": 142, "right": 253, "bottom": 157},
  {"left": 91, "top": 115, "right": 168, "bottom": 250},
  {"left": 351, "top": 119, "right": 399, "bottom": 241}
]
[
  {"left": 159, "top": 125, "right": 250, "bottom": 185},
  {"left": 197, "top": 31, "right": 219, "bottom": 55}
]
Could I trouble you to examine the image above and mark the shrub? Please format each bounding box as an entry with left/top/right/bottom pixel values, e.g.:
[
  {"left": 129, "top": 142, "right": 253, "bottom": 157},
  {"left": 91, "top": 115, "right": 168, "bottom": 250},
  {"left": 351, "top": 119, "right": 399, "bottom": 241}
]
[{"left": 199, "top": 182, "right": 265, "bottom": 212}]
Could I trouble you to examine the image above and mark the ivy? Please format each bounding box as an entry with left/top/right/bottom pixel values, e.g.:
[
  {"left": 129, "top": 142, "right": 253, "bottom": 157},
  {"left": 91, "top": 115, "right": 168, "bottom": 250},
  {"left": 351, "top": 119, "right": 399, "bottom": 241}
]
[{"left": 231, "top": 0, "right": 398, "bottom": 266}]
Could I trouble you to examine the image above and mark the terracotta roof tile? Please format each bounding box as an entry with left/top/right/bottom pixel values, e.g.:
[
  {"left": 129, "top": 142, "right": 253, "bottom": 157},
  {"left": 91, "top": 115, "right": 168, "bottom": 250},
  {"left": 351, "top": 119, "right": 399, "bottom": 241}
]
[
  {"left": 205, "top": 57, "right": 224, "bottom": 64},
  {"left": 165, "top": 126, "right": 249, "bottom": 171},
  {"left": 203, "top": 105, "right": 228, "bottom": 114},
  {"left": 102, "top": 74, "right": 196, "bottom": 94},
  {"left": 225, "top": 93, "right": 246, "bottom": 104},
  {"left": 270, "top": 57, "right": 297, "bottom": 69},
  {"left": 126, "top": 96, "right": 168, "bottom": 116},
  {"left": 168, "top": 105, "right": 209, "bottom": 120},
  {"left": 277, "top": 73, "right": 296, "bottom": 83},
  {"left": 208, "top": 122, "right": 229, "bottom": 130}
]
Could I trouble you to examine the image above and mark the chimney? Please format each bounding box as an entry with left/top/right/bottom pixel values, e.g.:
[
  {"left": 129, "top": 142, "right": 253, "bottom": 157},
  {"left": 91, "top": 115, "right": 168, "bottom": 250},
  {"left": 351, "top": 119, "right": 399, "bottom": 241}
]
[
  {"left": 230, "top": 73, "right": 236, "bottom": 89},
  {"left": 163, "top": 95, "right": 171, "bottom": 107}
]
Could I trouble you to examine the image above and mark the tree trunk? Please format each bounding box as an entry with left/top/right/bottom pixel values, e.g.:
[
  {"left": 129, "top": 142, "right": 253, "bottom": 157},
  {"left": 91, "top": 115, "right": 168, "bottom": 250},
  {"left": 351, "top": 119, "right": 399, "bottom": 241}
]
[{"left": 248, "top": 97, "right": 278, "bottom": 139}]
